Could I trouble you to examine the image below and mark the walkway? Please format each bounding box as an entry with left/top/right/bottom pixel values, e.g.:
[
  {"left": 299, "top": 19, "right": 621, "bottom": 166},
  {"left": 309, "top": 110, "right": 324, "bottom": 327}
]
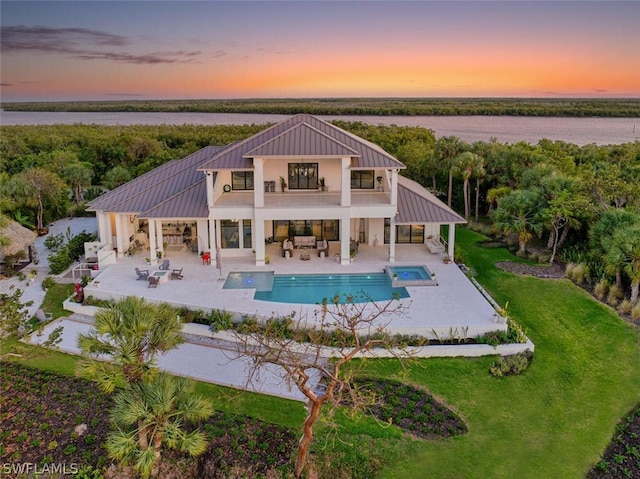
[{"left": 29, "top": 314, "right": 315, "bottom": 402}]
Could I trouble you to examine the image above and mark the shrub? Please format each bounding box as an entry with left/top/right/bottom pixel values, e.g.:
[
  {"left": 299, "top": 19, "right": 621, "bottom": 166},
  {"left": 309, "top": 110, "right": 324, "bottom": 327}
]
[
  {"left": 607, "top": 285, "right": 624, "bottom": 307},
  {"left": 565, "top": 262, "right": 575, "bottom": 278},
  {"left": 527, "top": 251, "right": 539, "bottom": 262},
  {"left": 632, "top": 303, "right": 640, "bottom": 322},
  {"left": 48, "top": 248, "right": 72, "bottom": 274},
  {"left": 594, "top": 279, "right": 610, "bottom": 300},
  {"left": 569, "top": 263, "right": 589, "bottom": 285},
  {"left": 41, "top": 275, "right": 56, "bottom": 291},
  {"left": 44, "top": 233, "right": 65, "bottom": 252},
  {"left": 618, "top": 299, "right": 633, "bottom": 315},
  {"left": 490, "top": 350, "right": 533, "bottom": 377},
  {"left": 208, "top": 309, "right": 234, "bottom": 332}
]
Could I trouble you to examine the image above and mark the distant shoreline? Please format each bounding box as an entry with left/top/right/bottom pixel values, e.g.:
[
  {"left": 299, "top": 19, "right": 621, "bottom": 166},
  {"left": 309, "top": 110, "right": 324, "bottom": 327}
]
[{"left": 2, "top": 98, "right": 639, "bottom": 117}]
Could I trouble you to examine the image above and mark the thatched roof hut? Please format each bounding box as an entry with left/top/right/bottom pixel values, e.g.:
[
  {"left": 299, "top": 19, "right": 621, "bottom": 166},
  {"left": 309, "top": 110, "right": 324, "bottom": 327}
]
[{"left": 0, "top": 221, "right": 37, "bottom": 256}]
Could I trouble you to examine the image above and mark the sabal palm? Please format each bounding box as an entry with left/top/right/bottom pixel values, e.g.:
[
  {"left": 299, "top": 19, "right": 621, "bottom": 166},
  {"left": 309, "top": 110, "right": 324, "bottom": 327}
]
[
  {"left": 618, "top": 226, "right": 640, "bottom": 304},
  {"left": 452, "top": 151, "right": 485, "bottom": 219},
  {"left": 106, "top": 372, "right": 212, "bottom": 479},
  {"left": 77, "top": 297, "right": 184, "bottom": 391},
  {"left": 491, "top": 190, "right": 543, "bottom": 254},
  {"left": 590, "top": 209, "right": 639, "bottom": 287}
]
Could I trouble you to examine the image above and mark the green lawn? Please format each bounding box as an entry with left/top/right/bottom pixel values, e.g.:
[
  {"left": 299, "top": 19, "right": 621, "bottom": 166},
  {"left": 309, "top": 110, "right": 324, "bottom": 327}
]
[
  {"left": 370, "top": 228, "right": 640, "bottom": 479},
  {"left": 2, "top": 227, "right": 639, "bottom": 478}
]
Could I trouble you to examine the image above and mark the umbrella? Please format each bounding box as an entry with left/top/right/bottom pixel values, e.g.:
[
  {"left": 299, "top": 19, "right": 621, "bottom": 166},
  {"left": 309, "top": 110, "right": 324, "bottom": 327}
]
[
  {"left": 0, "top": 221, "right": 37, "bottom": 256},
  {"left": 216, "top": 246, "right": 224, "bottom": 280}
]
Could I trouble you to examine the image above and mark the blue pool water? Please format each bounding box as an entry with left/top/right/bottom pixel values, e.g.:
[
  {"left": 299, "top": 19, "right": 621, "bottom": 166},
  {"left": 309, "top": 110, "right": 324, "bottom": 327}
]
[
  {"left": 224, "top": 272, "right": 409, "bottom": 304},
  {"left": 389, "top": 266, "right": 432, "bottom": 280}
]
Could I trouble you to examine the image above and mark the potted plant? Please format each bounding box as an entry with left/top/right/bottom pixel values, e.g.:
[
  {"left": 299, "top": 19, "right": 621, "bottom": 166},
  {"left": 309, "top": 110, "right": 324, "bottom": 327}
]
[
  {"left": 392, "top": 273, "right": 398, "bottom": 281},
  {"left": 265, "top": 254, "right": 271, "bottom": 264},
  {"left": 443, "top": 254, "right": 451, "bottom": 264},
  {"left": 376, "top": 176, "right": 383, "bottom": 191},
  {"left": 350, "top": 248, "right": 356, "bottom": 263},
  {"left": 319, "top": 177, "right": 326, "bottom": 191},
  {"left": 156, "top": 250, "right": 163, "bottom": 259},
  {"left": 279, "top": 176, "right": 287, "bottom": 192}
]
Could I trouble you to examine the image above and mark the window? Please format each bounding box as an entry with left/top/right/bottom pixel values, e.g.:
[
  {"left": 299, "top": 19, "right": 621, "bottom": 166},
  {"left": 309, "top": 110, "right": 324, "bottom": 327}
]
[
  {"left": 272, "top": 220, "right": 340, "bottom": 242},
  {"left": 288, "top": 163, "right": 318, "bottom": 190},
  {"left": 351, "top": 170, "right": 375, "bottom": 189},
  {"left": 243, "top": 220, "right": 252, "bottom": 249},
  {"left": 220, "top": 220, "right": 239, "bottom": 248},
  {"left": 384, "top": 219, "right": 424, "bottom": 244},
  {"left": 231, "top": 171, "right": 254, "bottom": 190}
]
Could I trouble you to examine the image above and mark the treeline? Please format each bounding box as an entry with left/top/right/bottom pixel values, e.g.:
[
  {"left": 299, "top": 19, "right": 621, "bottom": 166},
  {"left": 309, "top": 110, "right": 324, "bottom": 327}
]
[
  {"left": 1, "top": 121, "right": 640, "bottom": 313},
  {"left": 3, "top": 97, "right": 640, "bottom": 117}
]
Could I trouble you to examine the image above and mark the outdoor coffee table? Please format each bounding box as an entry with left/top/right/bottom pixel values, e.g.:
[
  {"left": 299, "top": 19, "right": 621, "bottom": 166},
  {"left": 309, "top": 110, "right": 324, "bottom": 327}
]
[{"left": 151, "top": 270, "right": 170, "bottom": 283}]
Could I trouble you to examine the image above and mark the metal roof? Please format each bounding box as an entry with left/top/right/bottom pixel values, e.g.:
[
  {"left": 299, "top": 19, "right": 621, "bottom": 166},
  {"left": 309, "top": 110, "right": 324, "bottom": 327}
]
[
  {"left": 397, "top": 175, "right": 466, "bottom": 224},
  {"left": 138, "top": 180, "right": 209, "bottom": 219},
  {"left": 244, "top": 122, "right": 359, "bottom": 158},
  {"left": 87, "top": 146, "right": 224, "bottom": 217},
  {"left": 198, "top": 114, "right": 405, "bottom": 170}
]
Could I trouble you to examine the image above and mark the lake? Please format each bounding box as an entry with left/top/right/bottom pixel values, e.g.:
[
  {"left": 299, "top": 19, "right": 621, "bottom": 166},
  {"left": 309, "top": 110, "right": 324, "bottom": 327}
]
[{"left": 1, "top": 111, "right": 638, "bottom": 145}]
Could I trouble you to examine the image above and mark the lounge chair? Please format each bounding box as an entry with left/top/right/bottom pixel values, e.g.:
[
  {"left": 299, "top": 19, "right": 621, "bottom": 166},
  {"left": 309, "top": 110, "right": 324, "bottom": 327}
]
[
  {"left": 135, "top": 267, "right": 150, "bottom": 280},
  {"left": 148, "top": 276, "right": 159, "bottom": 288},
  {"left": 282, "top": 239, "right": 294, "bottom": 258},
  {"left": 170, "top": 267, "right": 183, "bottom": 280},
  {"left": 159, "top": 259, "right": 170, "bottom": 270}
]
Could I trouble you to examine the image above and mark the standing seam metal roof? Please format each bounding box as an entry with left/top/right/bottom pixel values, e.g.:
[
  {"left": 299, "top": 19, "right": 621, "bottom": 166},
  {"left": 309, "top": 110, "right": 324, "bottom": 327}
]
[
  {"left": 198, "top": 114, "right": 405, "bottom": 170},
  {"left": 396, "top": 175, "right": 466, "bottom": 224},
  {"left": 86, "top": 146, "right": 224, "bottom": 216}
]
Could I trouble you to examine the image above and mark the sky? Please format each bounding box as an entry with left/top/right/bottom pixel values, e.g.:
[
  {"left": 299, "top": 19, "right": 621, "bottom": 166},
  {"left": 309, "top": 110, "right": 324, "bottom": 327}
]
[{"left": 1, "top": 1, "right": 639, "bottom": 101}]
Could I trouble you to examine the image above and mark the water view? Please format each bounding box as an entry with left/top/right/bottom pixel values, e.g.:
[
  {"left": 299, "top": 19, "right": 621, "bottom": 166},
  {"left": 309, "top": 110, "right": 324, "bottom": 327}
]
[{"left": 1, "top": 111, "right": 638, "bottom": 145}]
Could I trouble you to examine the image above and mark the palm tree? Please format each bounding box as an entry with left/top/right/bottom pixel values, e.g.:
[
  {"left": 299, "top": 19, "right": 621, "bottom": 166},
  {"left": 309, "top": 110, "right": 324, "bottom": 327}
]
[
  {"left": 491, "top": 189, "right": 543, "bottom": 255},
  {"left": 452, "top": 151, "right": 485, "bottom": 219},
  {"left": 435, "top": 136, "right": 463, "bottom": 208},
  {"left": 106, "top": 372, "right": 212, "bottom": 478},
  {"left": 77, "top": 297, "right": 184, "bottom": 391},
  {"left": 608, "top": 225, "right": 640, "bottom": 304},
  {"left": 64, "top": 162, "right": 93, "bottom": 205},
  {"left": 590, "top": 209, "right": 639, "bottom": 288}
]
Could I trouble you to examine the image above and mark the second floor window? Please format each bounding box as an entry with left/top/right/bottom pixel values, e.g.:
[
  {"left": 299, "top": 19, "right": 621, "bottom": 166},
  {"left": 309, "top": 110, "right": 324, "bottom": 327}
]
[
  {"left": 288, "top": 163, "right": 318, "bottom": 190},
  {"left": 351, "top": 170, "right": 375, "bottom": 189},
  {"left": 232, "top": 171, "right": 254, "bottom": 190}
]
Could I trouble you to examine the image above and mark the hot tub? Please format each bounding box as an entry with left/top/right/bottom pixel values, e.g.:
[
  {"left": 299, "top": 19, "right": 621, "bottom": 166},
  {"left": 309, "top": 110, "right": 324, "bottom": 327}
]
[{"left": 385, "top": 265, "right": 437, "bottom": 286}]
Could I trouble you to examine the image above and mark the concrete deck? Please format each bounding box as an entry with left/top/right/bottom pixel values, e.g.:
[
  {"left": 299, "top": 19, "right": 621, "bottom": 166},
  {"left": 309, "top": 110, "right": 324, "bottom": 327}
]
[{"left": 84, "top": 242, "right": 505, "bottom": 340}]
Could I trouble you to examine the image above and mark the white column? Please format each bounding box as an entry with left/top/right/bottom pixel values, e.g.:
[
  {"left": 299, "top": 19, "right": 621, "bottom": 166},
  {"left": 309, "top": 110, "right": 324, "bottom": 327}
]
[
  {"left": 156, "top": 221, "right": 164, "bottom": 256},
  {"left": 97, "top": 212, "right": 108, "bottom": 244},
  {"left": 148, "top": 220, "right": 157, "bottom": 262},
  {"left": 389, "top": 217, "right": 396, "bottom": 263},
  {"left": 390, "top": 169, "right": 399, "bottom": 207},
  {"left": 255, "top": 220, "right": 266, "bottom": 266},
  {"left": 106, "top": 214, "right": 113, "bottom": 248},
  {"left": 115, "top": 215, "right": 125, "bottom": 258},
  {"left": 205, "top": 172, "right": 214, "bottom": 207},
  {"left": 254, "top": 158, "right": 264, "bottom": 208},
  {"left": 447, "top": 223, "right": 455, "bottom": 260},
  {"left": 340, "top": 219, "right": 350, "bottom": 264},
  {"left": 196, "top": 219, "right": 208, "bottom": 253},
  {"left": 209, "top": 219, "right": 216, "bottom": 254},
  {"left": 341, "top": 157, "right": 351, "bottom": 206}
]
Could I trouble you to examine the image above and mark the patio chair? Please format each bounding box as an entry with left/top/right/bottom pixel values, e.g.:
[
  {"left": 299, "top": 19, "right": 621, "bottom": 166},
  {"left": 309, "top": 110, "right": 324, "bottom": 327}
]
[
  {"left": 159, "top": 259, "right": 170, "bottom": 270},
  {"left": 170, "top": 267, "right": 183, "bottom": 280},
  {"left": 148, "top": 276, "right": 159, "bottom": 288},
  {"left": 135, "top": 267, "right": 150, "bottom": 280},
  {"left": 317, "top": 239, "right": 329, "bottom": 257},
  {"left": 282, "top": 239, "right": 294, "bottom": 258},
  {"left": 35, "top": 309, "right": 53, "bottom": 323}
]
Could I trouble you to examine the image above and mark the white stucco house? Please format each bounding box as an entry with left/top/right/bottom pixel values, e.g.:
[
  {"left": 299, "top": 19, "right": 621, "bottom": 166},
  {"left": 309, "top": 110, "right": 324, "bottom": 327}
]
[{"left": 87, "top": 114, "right": 464, "bottom": 266}]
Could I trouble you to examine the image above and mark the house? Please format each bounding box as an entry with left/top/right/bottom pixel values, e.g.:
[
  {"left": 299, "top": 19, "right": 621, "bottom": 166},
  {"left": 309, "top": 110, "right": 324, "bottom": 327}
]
[{"left": 87, "top": 114, "right": 464, "bottom": 266}]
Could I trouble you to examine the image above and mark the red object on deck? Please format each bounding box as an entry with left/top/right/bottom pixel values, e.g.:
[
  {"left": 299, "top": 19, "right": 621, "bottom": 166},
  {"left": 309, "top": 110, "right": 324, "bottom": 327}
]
[{"left": 202, "top": 252, "right": 211, "bottom": 265}]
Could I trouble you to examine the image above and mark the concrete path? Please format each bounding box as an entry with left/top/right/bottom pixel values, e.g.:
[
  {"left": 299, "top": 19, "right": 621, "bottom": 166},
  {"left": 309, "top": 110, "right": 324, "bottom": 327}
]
[{"left": 28, "top": 314, "right": 316, "bottom": 402}]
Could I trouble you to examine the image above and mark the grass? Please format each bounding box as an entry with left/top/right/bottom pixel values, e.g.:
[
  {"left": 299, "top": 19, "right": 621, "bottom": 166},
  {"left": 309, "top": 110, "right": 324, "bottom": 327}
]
[
  {"left": 368, "top": 228, "right": 640, "bottom": 479},
  {"left": 2, "top": 227, "right": 639, "bottom": 478},
  {"left": 40, "top": 283, "right": 74, "bottom": 319}
]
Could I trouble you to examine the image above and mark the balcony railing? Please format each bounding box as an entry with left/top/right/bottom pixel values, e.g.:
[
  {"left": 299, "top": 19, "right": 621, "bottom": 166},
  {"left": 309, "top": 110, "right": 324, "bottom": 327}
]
[{"left": 214, "top": 190, "right": 391, "bottom": 208}]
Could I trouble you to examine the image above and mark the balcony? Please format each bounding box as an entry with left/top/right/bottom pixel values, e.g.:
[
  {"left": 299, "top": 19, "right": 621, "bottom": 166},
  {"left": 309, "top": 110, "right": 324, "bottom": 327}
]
[{"left": 213, "top": 190, "right": 391, "bottom": 209}]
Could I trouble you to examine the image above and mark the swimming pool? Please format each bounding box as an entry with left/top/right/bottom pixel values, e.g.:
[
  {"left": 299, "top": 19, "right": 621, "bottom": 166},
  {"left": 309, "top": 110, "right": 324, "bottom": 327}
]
[
  {"left": 385, "top": 265, "right": 437, "bottom": 286},
  {"left": 224, "top": 272, "right": 409, "bottom": 304}
]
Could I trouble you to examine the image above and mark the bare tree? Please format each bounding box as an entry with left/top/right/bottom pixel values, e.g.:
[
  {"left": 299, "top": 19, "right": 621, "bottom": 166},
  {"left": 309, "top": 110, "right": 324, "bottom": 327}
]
[{"left": 234, "top": 293, "right": 409, "bottom": 478}]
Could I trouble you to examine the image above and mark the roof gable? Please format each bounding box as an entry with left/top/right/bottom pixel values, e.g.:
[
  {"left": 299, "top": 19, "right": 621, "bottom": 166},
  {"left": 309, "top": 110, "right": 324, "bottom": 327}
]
[
  {"left": 198, "top": 114, "right": 405, "bottom": 170},
  {"left": 244, "top": 122, "right": 359, "bottom": 158}
]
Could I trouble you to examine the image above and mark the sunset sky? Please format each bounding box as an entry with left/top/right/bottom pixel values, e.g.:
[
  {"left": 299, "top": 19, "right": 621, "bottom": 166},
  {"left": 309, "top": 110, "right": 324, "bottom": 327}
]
[{"left": 1, "top": 1, "right": 639, "bottom": 101}]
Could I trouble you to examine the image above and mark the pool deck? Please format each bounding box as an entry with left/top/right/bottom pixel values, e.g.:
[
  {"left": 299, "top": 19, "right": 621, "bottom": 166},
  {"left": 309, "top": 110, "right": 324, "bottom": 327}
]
[{"left": 84, "top": 242, "right": 505, "bottom": 339}]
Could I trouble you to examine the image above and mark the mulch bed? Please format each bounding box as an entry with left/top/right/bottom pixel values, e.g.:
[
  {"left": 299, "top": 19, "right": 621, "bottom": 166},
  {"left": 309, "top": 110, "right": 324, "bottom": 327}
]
[
  {"left": 495, "top": 261, "right": 565, "bottom": 279},
  {"left": 587, "top": 403, "right": 640, "bottom": 479}
]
